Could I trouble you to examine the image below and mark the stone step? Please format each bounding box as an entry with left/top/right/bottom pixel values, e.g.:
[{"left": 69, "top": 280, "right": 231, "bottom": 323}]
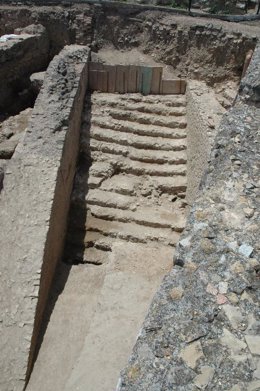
[
  {"left": 90, "top": 153, "right": 187, "bottom": 176},
  {"left": 90, "top": 126, "right": 187, "bottom": 151},
  {"left": 100, "top": 174, "right": 140, "bottom": 196},
  {"left": 86, "top": 189, "right": 136, "bottom": 210},
  {"left": 88, "top": 161, "right": 115, "bottom": 178},
  {"left": 64, "top": 245, "right": 109, "bottom": 265},
  {"left": 83, "top": 247, "right": 109, "bottom": 265},
  {"left": 87, "top": 215, "right": 180, "bottom": 246},
  {"left": 90, "top": 139, "right": 187, "bottom": 165},
  {"left": 92, "top": 108, "right": 187, "bottom": 129},
  {"left": 92, "top": 92, "right": 186, "bottom": 107},
  {"left": 150, "top": 176, "right": 187, "bottom": 194},
  {"left": 88, "top": 204, "right": 186, "bottom": 232},
  {"left": 91, "top": 117, "right": 186, "bottom": 139},
  {"left": 90, "top": 139, "right": 129, "bottom": 157},
  {"left": 92, "top": 98, "right": 186, "bottom": 116}
]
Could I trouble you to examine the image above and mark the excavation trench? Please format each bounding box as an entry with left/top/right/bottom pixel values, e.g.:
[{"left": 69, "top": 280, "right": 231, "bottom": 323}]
[{"left": 26, "top": 82, "right": 224, "bottom": 391}]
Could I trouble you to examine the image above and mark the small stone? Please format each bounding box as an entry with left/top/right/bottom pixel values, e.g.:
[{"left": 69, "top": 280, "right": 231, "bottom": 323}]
[
  {"left": 200, "top": 238, "right": 215, "bottom": 254},
  {"left": 194, "top": 366, "right": 215, "bottom": 389},
  {"left": 231, "top": 261, "right": 245, "bottom": 274},
  {"left": 185, "top": 262, "right": 198, "bottom": 272},
  {"left": 238, "top": 244, "right": 254, "bottom": 258},
  {"left": 227, "top": 241, "right": 238, "bottom": 252},
  {"left": 220, "top": 328, "right": 247, "bottom": 355},
  {"left": 243, "top": 207, "right": 254, "bottom": 218},
  {"left": 206, "top": 283, "right": 218, "bottom": 296},
  {"left": 180, "top": 341, "right": 204, "bottom": 369},
  {"left": 218, "top": 281, "right": 228, "bottom": 294},
  {"left": 179, "top": 236, "right": 191, "bottom": 248},
  {"left": 245, "top": 335, "right": 260, "bottom": 356},
  {"left": 227, "top": 292, "right": 239, "bottom": 305},
  {"left": 170, "top": 286, "right": 184, "bottom": 301},
  {"left": 222, "top": 304, "right": 244, "bottom": 330},
  {"left": 216, "top": 294, "right": 228, "bottom": 305},
  {"left": 253, "top": 359, "right": 260, "bottom": 379},
  {"left": 240, "top": 291, "right": 253, "bottom": 302}
]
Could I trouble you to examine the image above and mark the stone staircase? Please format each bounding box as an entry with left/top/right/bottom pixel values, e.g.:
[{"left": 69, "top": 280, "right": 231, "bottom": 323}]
[
  {"left": 27, "top": 91, "right": 189, "bottom": 391},
  {"left": 64, "top": 92, "right": 188, "bottom": 265}
]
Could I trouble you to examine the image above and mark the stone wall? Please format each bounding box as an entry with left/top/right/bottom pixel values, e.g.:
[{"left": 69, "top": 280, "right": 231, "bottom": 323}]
[
  {"left": 0, "top": 44, "right": 90, "bottom": 391},
  {"left": 118, "top": 43, "right": 260, "bottom": 391},
  {"left": 186, "top": 80, "right": 225, "bottom": 205},
  {"left": 0, "top": 24, "right": 50, "bottom": 114}
]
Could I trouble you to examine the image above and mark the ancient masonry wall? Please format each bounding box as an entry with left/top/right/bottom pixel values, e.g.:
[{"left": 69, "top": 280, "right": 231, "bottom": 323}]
[
  {"left": 0, "top": 24, "right": 49, "bottom": 112},
  {"left": 0, "top": 45, "right": 90, "bottom": 391},
  {"left": 186, "top": 80, "right": 225, "bottom": 205},
  {"left": 118, "top": 43, "right": 260, "bottom": 391}
]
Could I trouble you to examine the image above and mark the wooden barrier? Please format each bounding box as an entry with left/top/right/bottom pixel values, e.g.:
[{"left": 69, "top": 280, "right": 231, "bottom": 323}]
[{"left": 88, "top": 62, "right": 186, "bottom": 95}]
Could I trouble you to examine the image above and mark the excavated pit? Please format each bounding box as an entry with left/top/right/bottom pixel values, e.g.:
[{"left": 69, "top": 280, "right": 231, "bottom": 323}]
[
  {"left": 26, "top": 72, "right": 227, "bottom": 390},
  {"left": 1, "top": 5, "right": 258, "bottom": 391},
  {"left": 26, "top": 89, "right": 191, "bottom": 391}
]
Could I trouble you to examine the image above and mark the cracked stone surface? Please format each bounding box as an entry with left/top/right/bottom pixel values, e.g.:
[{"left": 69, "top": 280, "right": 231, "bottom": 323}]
[{"left": 118, "top": 43, "right": 260, "bottom": 391}]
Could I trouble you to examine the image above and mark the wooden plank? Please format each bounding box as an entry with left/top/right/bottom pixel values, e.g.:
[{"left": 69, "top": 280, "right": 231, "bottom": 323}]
[
  {"left": 161, "top": 79, "right": 181, "bottom": 94},
  {"left": 136, "top": 66, "right": 143, "bottom": 93},
  {"left": 89, "top": 70, "right": 98, "bottom": 91},
  {"left": 150, "top": 67, "right": 163, "bottom": 94},
  {"left": 89, "top": 62, "right": 104, "bottom": 72},
  {"left": 104, "top": 65, "right": 116, "bottom": 93},
  {"left": 141, "top": 66, "right": 153, "bottom": 95},
  {"left": 127, "top": 65, "right": 138, "bottom": 93},
  {"left": 116, "top": 65, "right": 126, "bottom": 93},
  {"left": 97, "top": 71, "right": 108, "bottom": 92},
  {"left": 180, "top": 79, "right": 187, "bottom": 94}
]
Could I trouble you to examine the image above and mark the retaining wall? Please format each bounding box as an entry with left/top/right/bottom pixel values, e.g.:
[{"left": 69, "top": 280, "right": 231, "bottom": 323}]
[
  {"left": 118, "top": 43, "right": 260, "bottom": 391},
  {"left": 0, "top": 44, "right": 90, "bottom": 391},
  {"left": 89, "top": 62, "right": 186, "bottom": 94}
]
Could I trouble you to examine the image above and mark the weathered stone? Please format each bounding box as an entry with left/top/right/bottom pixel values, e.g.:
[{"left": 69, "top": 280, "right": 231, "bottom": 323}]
[
  {"left": 194, "top": 366, "right": 215, "bottom": 389},
  {"left": 245, "top": 336, "right": 260, "bottom": 356},
  {"left": 170, "top": 286, "right": 184, "bottom": 300},
  {"left": 222, "top": 305, "right": 244, "bottom": 330},
  {"left": 220, "top": 329, "right": 247, "bottom": 356},
  {"left": 238, "top": 244, "right": 254, "bottom": 258},
  {"left": 180, "top": 341, "right": 204, "bottom": 369}
]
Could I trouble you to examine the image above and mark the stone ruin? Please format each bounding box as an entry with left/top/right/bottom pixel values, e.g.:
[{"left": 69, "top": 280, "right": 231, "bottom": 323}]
[{"left": 0, "top": 2, "right": 259, "bottom": 391}]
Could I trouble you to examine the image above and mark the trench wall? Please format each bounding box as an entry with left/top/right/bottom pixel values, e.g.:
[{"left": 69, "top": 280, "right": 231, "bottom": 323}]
[
  {"left": 186, "top": 80, "right": 225, "bottom": 205},
  {"left": 0, "top": 44, "right": 90, "bottom": 391},
  {"left": 0, "top": 24, "right": 49, "bottom": 113},
  {"left": 118, "top": 43, "right": 260, "bottom": 391},
  {"left": 0, "top": 3, "right": 258, "bottom": 84}
]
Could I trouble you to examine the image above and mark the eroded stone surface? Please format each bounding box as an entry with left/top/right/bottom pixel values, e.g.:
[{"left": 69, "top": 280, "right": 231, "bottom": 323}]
[{"left": 118, "top": 43, "right": 260, "bottom": 391}]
